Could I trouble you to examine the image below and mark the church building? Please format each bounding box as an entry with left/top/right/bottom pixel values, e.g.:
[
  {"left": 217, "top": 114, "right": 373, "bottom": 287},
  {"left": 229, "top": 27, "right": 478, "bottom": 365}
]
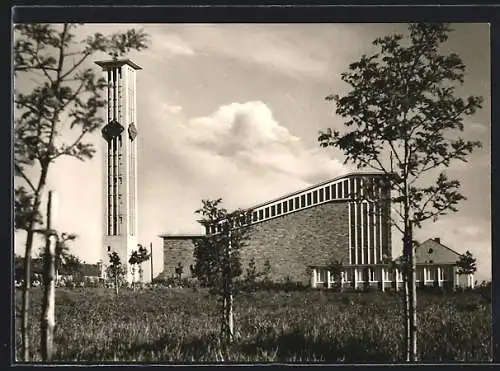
[{"left": 160, "top": 172, "right": 474, "bottom": 290}]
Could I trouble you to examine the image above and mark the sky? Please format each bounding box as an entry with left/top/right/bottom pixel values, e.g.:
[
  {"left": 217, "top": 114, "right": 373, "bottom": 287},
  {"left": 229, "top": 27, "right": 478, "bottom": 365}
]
[{"left": 14, "top": 23, "right": 491, "bottom": 282}]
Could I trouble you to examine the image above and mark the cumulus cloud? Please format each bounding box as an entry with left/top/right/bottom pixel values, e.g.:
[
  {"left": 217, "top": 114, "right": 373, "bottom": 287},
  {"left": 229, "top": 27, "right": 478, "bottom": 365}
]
[{"left": 180, "top": 101, "right": 348, "bottom": 185}]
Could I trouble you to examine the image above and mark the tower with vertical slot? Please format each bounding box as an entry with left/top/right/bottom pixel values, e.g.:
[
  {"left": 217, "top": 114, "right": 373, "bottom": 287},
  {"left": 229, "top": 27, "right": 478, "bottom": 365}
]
[{"left": 95, "top": 59, "right": 141, "bottom": 284}]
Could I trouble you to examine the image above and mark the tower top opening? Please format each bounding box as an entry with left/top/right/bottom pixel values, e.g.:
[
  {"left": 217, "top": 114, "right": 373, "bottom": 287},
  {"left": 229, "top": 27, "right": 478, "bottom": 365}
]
[{"left": 94, "top": 59, "right": 142, "bottom": 70}]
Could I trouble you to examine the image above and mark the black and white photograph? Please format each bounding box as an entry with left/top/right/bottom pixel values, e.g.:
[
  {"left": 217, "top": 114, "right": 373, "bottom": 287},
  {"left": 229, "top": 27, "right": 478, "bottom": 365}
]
[{"left": 13, "top": 15, "right": 492, "bottom": 364}]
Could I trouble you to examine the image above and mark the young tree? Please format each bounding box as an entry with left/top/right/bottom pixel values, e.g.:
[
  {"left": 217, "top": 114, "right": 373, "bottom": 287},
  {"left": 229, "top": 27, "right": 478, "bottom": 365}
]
[
  {"left": 456, "top": 250, "right": 477, "bottom": 288},
  {"left": 39, "top": 191, "right": 78, "bottom": 361},
  {"left": 192, "top": 236, "right": 222, "bottom": 288},
  {"left": 136, "top": 244, "right": 151, "bottom": 286},
  {"left": 245, "top": 257, "right": 258, "bottom": 285},
  {"left": 175, "top": 262, "right": 184, "bottom": 284},
  {"left": 128, "top": 250, "right": 139, "bottom": 289},
  {"left": 39, "top": 232, "right": 76, "bottom": 284},
  {"left": 262, "top": 259, "right": 272, "bottom": 284},
  {"left": 60, "top": 253, "right": 84, "bottom": 281},
  {"left": 107, "top": 251, "right": 125, "bottom": 296},
  {"left": 456, "top": 250, "right": 477, "bottom": 275},
  {"left": 14, "top": 23, "right": 149, "bottom": 361},
  {"left": 318, "top": 23, "right": 483, "bottom": 362},
  {"left": 327, "top": 260, "right": 344, "bottom": 292},
  {"left": 193, "top": 199, "right": 251, "bottom": 348}
]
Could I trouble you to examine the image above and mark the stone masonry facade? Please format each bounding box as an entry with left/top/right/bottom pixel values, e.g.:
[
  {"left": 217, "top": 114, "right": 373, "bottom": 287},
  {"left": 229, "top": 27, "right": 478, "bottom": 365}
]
[
  {"left": 239, "top": 201, "right": 349, "bottom": 283},
  {"left": 161, "top": 237, "right": 199, "bottom": 280},
  {"left": 162, "top": 201, "right": 349, "bottom": 284}
]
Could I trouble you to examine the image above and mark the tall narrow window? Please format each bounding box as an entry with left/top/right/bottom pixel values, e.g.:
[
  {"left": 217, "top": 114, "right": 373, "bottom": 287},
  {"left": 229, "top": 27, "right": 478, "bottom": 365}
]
[
  {"left": 331, "top": 184, "right": 336, "bottom": 199},
  {"left": 295, "top": 197, "right": 300, "bottom": 209},
  {"left": 356, "top": 202, "right": 362, "bottom": 263},
  {"left": 271, "top": 205, "right": 276, "bottom": 217},
  {"left": 259, "top": 210, "right": 264, "bottom": 220},
  {"left": 369, "top": 203, "right": 375, "bottom": 263},
  {"left": 301, "top": 195, "right": 306, "bottom": 207},
  {"left": 283, "top": 201, "right": 288, "bottom": 213},
  {"left": 277, "top": 203, "right": 282, "bottom": 215},
  {"left": 289, "top": 199, "right": 294, "bottom": 211},
  {"left": 356, "top": 177, "right": 362, "bottom": 198},
  {"left": 307, "top": 193, "right": 312, "bottom": 206},
  {"left": 313, "top": 190, "right": 318, "bottom": 204},
  {"left": 252, "top": 211, "right": 258, "bottom": 222},
  {"left": 265, "top": 208, "right": 270, "bottom": 218},
  {"left": 363, "top": 203, "right": 369, "bottom": 264},
  {"left": 350, "top": 203, "right": 356, "bottom": 261},
  {"left": 325, "top": 186, "right": 330, "bottom": 200},
  {"left": 319, "top": 188, "right": 324, "bottom": 202}
]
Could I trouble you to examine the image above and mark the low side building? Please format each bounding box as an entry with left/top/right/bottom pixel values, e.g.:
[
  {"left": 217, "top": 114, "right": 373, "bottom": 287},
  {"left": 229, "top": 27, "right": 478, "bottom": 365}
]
[{"left": 310, "top": 237, "right": 475, "bottom": 290}]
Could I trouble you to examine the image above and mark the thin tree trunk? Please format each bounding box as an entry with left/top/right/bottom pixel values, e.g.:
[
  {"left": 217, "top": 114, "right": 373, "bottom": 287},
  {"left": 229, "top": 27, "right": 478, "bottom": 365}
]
[
  {"left": 404, "top": 271, "right": 410, "bottom": 361},
  {"left": 131, "top": 266, "right": 135, "bottom": 291},
  {"left": 150, "top": 242, "right": 153, "bottom": 283},
  {"left": 21, "top": 194, "right": 42, "bottom": 361},
  {"left": 139, "top": 264, "right": 143, "bottom": 288},
  {"left": 409, "top": 223, "right": 418, "bottom": 361},
  {"left": 21, "top": 226, "right": 34, "bottom": 361},
  {"left": 227, "top": 231, "right": 234, "bottom": 343},
  {"left": 40, "top": 191, "right": 57, "bottom": 362},
  {"left": 115, "top": 273, "right": 119, "bottom": 296},
  {"left": 227, "top": 292, "right": 234, "bottom": 341},
  {"left": 221, "top": 296, "right": 226, "bottom": 340},
  {"left": 220, "top": 229, "right": 234, "bottom": 346},
  {"left": 21, "top": 166, "right": 48, "bottom": 361}
]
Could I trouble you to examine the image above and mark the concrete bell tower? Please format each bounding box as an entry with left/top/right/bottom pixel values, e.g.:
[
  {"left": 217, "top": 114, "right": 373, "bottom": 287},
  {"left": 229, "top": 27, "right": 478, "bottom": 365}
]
[{"left": 95, "top": 59, "right": 141, "bottom": 284}]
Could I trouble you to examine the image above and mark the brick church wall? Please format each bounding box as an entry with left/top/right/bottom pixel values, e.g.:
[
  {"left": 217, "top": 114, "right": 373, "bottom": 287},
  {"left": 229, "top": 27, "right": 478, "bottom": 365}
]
[
  {"left": 240, "top": 201, "right": 349, "bottom": 284},
  {"left": 162, "top": 238, "right": 199, "bottom": 279},
  {"left": 162, "top": 200, "right": 350, "bottom": 284}
]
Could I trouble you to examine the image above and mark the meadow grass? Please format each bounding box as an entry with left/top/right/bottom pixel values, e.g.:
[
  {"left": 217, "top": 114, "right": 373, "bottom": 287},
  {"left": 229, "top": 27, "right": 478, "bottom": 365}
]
[{"left": 15, "top": 287, "right": 492, "bottom": 363}]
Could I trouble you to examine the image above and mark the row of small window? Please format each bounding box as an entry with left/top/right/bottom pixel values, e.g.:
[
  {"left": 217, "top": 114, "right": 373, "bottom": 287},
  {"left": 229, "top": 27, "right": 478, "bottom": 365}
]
[
  {"left": 315, "top": 267, "right": 399, "bottom": 283},
  {"left": 207, "top": 180, "right": 352, "bottom": 234},
  {"left": 205, "top": 177, "right": 387, "bottom": 234},
  {"left": 421, "top": 267, "right": 445, "bottom": 281}
]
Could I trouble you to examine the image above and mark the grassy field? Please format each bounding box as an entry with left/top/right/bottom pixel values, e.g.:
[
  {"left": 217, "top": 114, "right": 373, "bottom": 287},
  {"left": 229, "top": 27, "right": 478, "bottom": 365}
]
[{"left": 15, "top": 286, "right": 492, "bottom": 363}]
